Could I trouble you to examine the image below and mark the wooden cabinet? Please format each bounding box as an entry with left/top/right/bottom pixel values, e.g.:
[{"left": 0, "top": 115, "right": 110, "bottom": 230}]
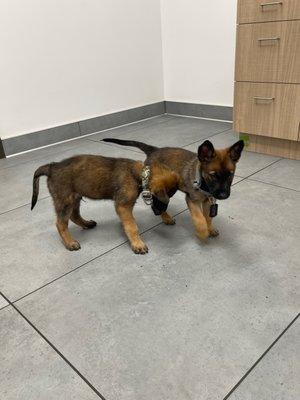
[
  {"left": 236, "top": 21, "right": 300, "bottom": 83},
  {"left": 238, "top": 0, "right": 300, "bottom": 24},
  {"left": 235, "top": 82, "right": 300, "bottom": 140},
  {"left": 234, "top": 0, "right": 300, "bottom": 159}
]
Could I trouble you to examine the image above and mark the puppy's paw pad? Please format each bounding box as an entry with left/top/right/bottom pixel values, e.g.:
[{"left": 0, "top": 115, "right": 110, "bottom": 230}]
[
  {"left": 209, "top": 228, "right": 219, "bottom": 237},
  {"left": 67, "top": 241, "right": 81, "bottom": 251},
  {"left": 164, "top": 218, "right": 176, "bottom": 225},
  {"left": 132, "top": 243, "right": 149, "bottom": 255}
]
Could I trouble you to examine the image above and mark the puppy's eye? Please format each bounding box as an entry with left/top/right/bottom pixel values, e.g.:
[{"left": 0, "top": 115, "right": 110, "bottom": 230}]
[{"left": 230, "top": 171, "right": 234, "bottom": 175}]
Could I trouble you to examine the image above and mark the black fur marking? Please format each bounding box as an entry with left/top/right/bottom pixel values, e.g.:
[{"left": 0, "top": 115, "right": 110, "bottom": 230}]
[
  {"left": 204, "top": 170, "right": 234, "bottom": 200},
  {"left": 229, "top": 140, "right": 244, "bottom": 162},
  {"left": 198, "top": 140, "right": 215, "bottom": 163}
]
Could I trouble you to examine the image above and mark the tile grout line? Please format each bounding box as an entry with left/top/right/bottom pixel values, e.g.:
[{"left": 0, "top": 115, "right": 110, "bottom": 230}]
[
  {"left": 0, "top": 290, "right": 108, "bottom": 400},
  {"left": 85, "top": 121, "right": 232, "bottom": 152},
  {"left": 0, "top": 195, "right": 50, "bottom": 217},
  {"left": 0, "top": 303, "right": 11, "bottom": 312},
  {"left": 0, "top": 148, "right": 78, "bottom": 172},
  {"left": 12, "top": 207, "right": 190, "bottom": 304},
  {"left": 231, "top": 158, "right": 283, "bottom": 186},
  {"left": 70, "top": 114, "right": 177, "bottom": 149},
  {"left": 182, "top": 127, "right": 233, "bottom": 148},
  {"left": 83, "top": 115, "right": 183, "bottom": 149},
  {"left": 223, "top": 312, "right": 300, "bottom": 400},
  {"left": 247, "top": 177, "right": 300, "bottom": 193}
]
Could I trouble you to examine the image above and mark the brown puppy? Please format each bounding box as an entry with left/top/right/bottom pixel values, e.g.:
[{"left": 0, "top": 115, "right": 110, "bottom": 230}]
[
  {"left": 102, "top": 138, "right": 244, "bottom": 240},
  {"left": 31, "top": 154, "right": 178, "bottom": 253}
]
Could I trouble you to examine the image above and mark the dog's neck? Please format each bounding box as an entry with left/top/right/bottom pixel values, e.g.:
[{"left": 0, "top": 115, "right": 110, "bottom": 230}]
[
  {"left": 133, "top": 161, "right": 144, "bottom": 183},
  {"left": 181, "top": 158, "right": 212, "bottom": 200},
  {"left": 192, "top": 161, "right": 213, "bottom": 197}
]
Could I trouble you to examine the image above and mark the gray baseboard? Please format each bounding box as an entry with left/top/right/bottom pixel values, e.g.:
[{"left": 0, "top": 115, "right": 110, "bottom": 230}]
[
  {"left": 3, "top": 101, "right": 165, "bottom": 156},
  {"left": 165, "top": 101, "right": 233, "bottom": 122},
  {"left": 3, "top": 100, "right": 232, "bottom": 156}
]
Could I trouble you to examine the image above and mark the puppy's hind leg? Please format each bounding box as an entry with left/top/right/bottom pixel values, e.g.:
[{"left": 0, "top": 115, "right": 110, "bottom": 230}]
[
  {"left": 70, "top": 196, "right": 97, "bottom": 229},
  {"left": 115, "top": 202, "right": 148, "bottom": 254},
  {"left": 55, "top": 198, "right": 81, "bottom": 251}
]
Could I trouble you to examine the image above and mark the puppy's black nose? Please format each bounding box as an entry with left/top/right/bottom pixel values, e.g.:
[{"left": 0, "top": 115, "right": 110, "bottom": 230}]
[{"left": 216, "top": 192, "right": 230, "bottom": 200}]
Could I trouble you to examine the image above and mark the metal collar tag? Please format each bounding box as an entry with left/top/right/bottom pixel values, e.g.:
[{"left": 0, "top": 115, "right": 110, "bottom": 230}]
[
  {"left": 209, "top": 198, "right": 218, "bottom": 217},
  {"left": 141, "top": 166, "right": 153, "bottom": 205}
]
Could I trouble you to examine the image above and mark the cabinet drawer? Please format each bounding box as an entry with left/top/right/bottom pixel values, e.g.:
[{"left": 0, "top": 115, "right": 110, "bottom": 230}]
[
  {"left": 235, "top": 20, "right": 300, "bottom": 83},
  {"left": 238, "top": 0, "right": 300, "bottom": 24},
  {"left": 234, "top": 82, "right": 300, "bottom": 140}
]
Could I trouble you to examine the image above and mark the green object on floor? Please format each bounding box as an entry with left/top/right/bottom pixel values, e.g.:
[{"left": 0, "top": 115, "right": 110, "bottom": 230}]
[{"left": 240, "top": 134, "right": 250, "bottom": 147}]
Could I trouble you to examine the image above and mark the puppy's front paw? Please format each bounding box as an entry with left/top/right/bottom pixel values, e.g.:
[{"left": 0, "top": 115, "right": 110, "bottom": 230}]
[
  {"left": 131, "top": 241, "right": 149, "bottom": 255},
  {"left": 209, "top": 228, "right": 219, "bottom": 237},
  {"left": 161, "top": 212, "right": 176, "bottom": 225},
  {"left": 66, "top": 240, "right": 81, "bottom": 251},
  {"left": 163, "top": 216, "right": 176, "bottom": 225},
  {"left": 196, "top": 229, "right": 210, "bottom": 241}
]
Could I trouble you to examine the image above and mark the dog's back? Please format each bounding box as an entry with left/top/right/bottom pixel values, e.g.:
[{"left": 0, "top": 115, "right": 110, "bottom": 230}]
[
  {"left": 50, "top": 155, "right": 141, "bottom": 199},
  {"left": 31, "top": 154, "right": 143, "bottom": 208}
]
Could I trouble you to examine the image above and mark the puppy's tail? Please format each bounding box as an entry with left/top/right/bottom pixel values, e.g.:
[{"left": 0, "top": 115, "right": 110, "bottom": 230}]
[
  {"left": 102, "top": 138, "right": 158, "bottom": 156},
  {"left": 31, "top": 163, "right": 52, "bottom": 210}
]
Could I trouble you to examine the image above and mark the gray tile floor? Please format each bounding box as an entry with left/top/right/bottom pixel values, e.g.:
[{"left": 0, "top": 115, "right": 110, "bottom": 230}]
[{"left": 0, "top": 115, "right": 299, "bottom": 400}]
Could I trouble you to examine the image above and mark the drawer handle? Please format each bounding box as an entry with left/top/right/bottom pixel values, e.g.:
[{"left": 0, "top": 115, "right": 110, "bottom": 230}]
[
  {"left": 254, "top": 96, "right": 275, "bottom": 101},
  {"left": 258, "top": 37, "right": 280, "bottom": 42},
  {"left": 260, "top": 1, "right": 283, "bottom": 8}
]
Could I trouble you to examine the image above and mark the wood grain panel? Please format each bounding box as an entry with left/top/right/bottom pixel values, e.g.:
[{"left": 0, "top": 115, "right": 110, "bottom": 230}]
[
  {"left": 246, "top": 134, "right": 300, "bottom": 159},
  {"left": 234, "top": 82, "right": 300, "bottom": 140},
  {"left": 238, "top": 0, "right": 300, "bottom": 24},
  {"left": 236, "top": 20, "right": 300, "bottom": 83}
]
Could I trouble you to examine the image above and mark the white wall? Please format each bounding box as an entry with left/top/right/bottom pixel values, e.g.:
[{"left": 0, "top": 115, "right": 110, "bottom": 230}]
[
  {"left": 0, "top": 0, "right": 164, "bottom": 139},
  {"left": 161, "top": 0, "right": 237, "bottom": 107}
]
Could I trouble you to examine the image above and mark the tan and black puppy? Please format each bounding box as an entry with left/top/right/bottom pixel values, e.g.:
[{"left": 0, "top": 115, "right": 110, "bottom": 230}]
[
  {"left": 31, "top": 155, "right": 178, "bottom": 253},
  {"left": 102, "top": 138, "right": 244, "bottom": 241}
]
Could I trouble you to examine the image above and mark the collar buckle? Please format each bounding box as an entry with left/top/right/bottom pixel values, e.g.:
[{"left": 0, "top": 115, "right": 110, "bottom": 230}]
[
  {"left": 141, "top": 166, "right": 153, "bottom": 205},
  {"left": 141, "top": 190, "right": 153, "bottom": 205}
]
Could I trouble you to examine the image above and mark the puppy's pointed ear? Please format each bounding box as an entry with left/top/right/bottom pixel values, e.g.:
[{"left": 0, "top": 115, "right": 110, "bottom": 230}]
[
  {"left": 229, "top": 140, "right": 244, "bottom": 162},
  {"left": 198, "top": 140, "right": 215, "bottom": 163}
]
